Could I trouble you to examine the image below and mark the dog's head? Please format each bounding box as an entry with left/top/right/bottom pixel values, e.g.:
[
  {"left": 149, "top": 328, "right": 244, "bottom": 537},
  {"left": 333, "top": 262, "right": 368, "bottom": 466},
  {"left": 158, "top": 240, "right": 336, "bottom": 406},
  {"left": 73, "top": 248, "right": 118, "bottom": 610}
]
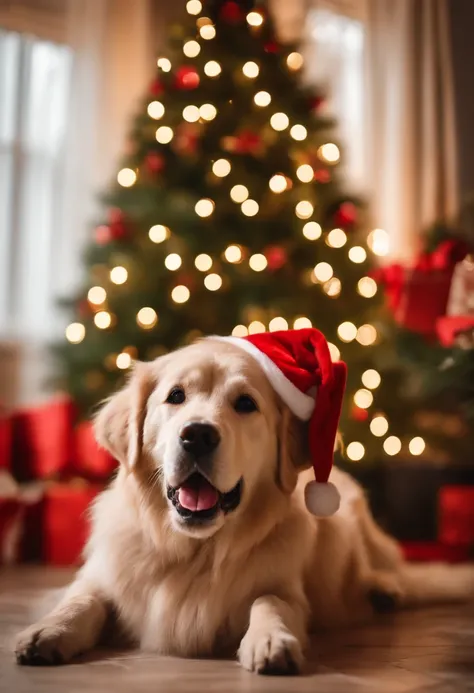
[{"left": 95, "top": 339, "right": 308, "bottom": 538}]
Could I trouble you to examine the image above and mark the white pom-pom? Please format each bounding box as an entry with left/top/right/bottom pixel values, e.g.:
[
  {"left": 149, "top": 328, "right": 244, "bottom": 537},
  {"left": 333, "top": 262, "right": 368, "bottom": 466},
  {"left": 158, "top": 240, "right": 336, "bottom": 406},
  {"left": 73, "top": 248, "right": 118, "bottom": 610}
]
[{"left": 304, "top": 481, "right": 340, "bottom": 517}]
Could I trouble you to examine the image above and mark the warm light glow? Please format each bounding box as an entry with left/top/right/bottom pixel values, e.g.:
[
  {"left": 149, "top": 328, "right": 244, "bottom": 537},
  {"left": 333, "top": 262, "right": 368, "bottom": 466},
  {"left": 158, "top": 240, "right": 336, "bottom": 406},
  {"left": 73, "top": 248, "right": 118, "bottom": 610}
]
[
  {"left": 242, "top": 61, "right": 259, "bottom": 78},
  {"left": 200, "top": 103, "right": 217, "bottom": 120},
  {"left": 249, "top": 253, "right": 267, "bottom": 271},
  {"left": 212, "top": 158, "right": 231, "bottom": 177},
  {"left": 357, "top": 276, "right": 378, "bottom": 298},
  {"left": 182, "top": 105, "right": 200, "bottom": 122},
  {"left": 94, "top": 311, "right": 112, "bottom": 329},
  {"left": 246, "top": 11, "right": 263, "bottom": 26},
  {"left": 367, "top": 228, "right": 390, "bottom": 257},
  {"left": 195, "top": 198, "right": 215, "bottom": 217},
  {"left": 409, "top": 436, "right": 426, "bottom": 456},
  {"left": 302, "top": 221, "right": 322, "bottom": 240},
  {"left": 200, "top": 24, "right": 216, "bottom": 39},
  {"left": 149, "top": 224, "right": 170, "bottom": 243},
  {"left": 204, "top": 273, "right": 222, "bottom": 291},
  {"left": 241, "top": 199, "right": 259, "bottom": 216},
  {"left": 110, "top": 266, "right": 128, "bottom": 285},
  {"left": 204, "top": 60, "right": 221, "bottom": 77},
  {"left": 356, "top": 324, "right": 377, "bottom": 345},
  {"left": 286, "top": 52, "right": 304, "bottom": 70},
  {"left": 269, "top": 174, "right": 288, "bottom": 193},
  {"left": 147, "top": 101, "right": 165, "bottom": 119},
  {"left": 270, "top": 112, "right": 289, "bottom": 131},
  {"left": 347, "top": 442, "right": 365, "bottom": 461},
  {"left": 324, "top": 277, "right": 341, "bottom": 297},
  {"left": 254, "top": 91, "right": 271, "bottom": 107},
  {"left": 295, "top": 201, "right": 314, "bottom": 219},
  {"left": 164, "top": 253, "right": 182, "bottom": 271},
  {"left": 370, "top": 415, "right": 389, "bottom": 437},
  {"left": 269, "top": 317, "right": 288, "bottom": 332},
  {"left": 349, "top": 246, "right": 367, "bottom": 263},
  {"left": 354, "top": 388, "right": 374, "bottom": 409},
  {"left": 296, "top": 164, "right": 314, "bottom": 183},
  {"left": 248, "top": 320, "right": 266, "bottom": 334},
  {"left": 327, "top": 228, "right": 347, "bottom": 248},
  {"left": 328, "top": 342, "right": 341, "bottom": 361},
  {"left": 137, "top": 307, "right": 158, "bottom": 328},
  {"left": 337, "top": 321, "right": 357, "bottom": 342},
  {"left": 224, "top": 245, "right": 242, "bottom": 263},
  {"left": 232, "top": 324, "right": 248, "bottom": 337},
  {"left": 88, "top": 286, "right": 106, "bottom": 305},
  {"left": 65, "top": 322, "right": 85, "bottom": 344},
  {"left": 362, "top": 369, "right": 381, "bottom": 389},
  {"left": 183, "top": 40, "right": 200, "bottom": 58},
  {"left": 186, "top": 0, "right": 202, "bottom": 15},
  {"left": 116, "top": 352, "right": 131, "bottom": 370},
  {"left": 171, "top": 285, "right": 190, "bottom": 303},
  {"left": 230, "top": 185, "right": 249, "bottom": 203},
  {"left": 157, "top": 57, "right": 172, "bottom": 72},
  {"left": 194, "top": 253, "right": 213, "bottom": 271},
  {"left": 313, "top": 262, "right": 333, "bottom": 283},
  {"left": 293, "top": 316, "right": 312, "bottom": 330},
  {"left": 117, "top": 168, "right": 136, "bottom": 187},
  {"left": 290, "top": 124, "right": 307, "bottom": 141},
  {"left": 318, "top": 143, "right": 340, "bottom": 164},
  {"left": 156, "top": 126, "right": 174, "bottom": 144},
  {"left": 383, "top": 436, "right": 402, "bottom": 456}
]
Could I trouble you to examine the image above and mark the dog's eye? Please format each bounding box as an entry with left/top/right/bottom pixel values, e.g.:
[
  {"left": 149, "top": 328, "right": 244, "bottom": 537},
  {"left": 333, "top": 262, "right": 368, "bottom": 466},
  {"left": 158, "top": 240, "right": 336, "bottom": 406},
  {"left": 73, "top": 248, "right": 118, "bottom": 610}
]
[
  {"left": 166, "top": 388, "right": 186, "bottom": 405},
  {"left": 234, "top": 394, "right": 258, "bottom": 414}
]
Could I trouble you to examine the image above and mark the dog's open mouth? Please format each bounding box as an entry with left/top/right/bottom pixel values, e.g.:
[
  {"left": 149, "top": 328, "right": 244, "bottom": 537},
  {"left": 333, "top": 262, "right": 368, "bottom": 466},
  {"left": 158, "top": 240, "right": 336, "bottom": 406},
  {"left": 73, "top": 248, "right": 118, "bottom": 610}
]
[{"left": 167, "top": 473, "right": 242, "bottom": 523}]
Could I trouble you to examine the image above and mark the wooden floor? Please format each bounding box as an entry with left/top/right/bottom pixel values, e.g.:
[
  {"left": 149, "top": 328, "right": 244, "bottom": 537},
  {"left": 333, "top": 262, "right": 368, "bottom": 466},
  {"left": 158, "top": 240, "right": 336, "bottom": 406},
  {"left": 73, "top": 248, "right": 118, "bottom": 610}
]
[{"left": 0, "top": 567, "right": 473, "bottom": 693}]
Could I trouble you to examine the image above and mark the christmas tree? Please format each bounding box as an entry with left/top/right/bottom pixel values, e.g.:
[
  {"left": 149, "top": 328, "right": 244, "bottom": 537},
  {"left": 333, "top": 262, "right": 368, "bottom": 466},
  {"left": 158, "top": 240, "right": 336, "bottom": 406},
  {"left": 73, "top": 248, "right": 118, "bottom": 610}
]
[{"left": 55, "top": 0, "right": 425, "bottom": 465}]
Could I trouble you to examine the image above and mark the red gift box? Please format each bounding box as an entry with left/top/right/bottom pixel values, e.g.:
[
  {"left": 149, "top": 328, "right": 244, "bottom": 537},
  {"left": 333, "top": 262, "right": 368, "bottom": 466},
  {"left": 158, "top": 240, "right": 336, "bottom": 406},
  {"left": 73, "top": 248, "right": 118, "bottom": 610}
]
[
  {"left": 438, "top": 486, "right": 474, "bottom": 548},
  {"left": 437, "top": 316, "right": 474, "bottom": 347},
  {"left": 401, "top": 541, "right": 471, "bottom": 563},
  {"left": 74, "top": 421, "right": 117, "bottom": 479},
  {"left": 395, "top": 268, "right": 453, "bottom": 336}
]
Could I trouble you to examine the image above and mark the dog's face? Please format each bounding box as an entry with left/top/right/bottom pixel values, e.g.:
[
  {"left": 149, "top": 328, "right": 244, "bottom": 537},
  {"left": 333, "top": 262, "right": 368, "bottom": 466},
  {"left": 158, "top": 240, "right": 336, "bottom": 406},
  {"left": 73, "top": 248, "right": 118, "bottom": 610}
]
[{"left": 95, "top": 340, "right": 304, "bottom": 539}]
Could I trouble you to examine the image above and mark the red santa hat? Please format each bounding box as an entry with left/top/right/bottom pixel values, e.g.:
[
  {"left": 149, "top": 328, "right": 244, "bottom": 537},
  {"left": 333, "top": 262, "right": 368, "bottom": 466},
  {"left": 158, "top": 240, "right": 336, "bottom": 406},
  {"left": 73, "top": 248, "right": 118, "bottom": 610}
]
[{"left": 212, "top": 328, "right": 347, "bottom": 516}]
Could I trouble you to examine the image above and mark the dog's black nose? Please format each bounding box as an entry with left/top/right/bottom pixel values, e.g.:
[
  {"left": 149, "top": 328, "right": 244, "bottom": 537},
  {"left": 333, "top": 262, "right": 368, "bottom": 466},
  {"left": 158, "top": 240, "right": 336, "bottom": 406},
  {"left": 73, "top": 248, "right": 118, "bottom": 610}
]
[{"left": 179, "top": 422, "right": 220, "bottom": 457}]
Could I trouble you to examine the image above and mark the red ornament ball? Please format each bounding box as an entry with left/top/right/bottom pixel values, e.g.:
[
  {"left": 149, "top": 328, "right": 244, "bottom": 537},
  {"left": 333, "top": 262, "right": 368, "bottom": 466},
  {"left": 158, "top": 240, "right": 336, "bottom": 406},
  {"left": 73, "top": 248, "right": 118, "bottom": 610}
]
[
  {"left": 108, "top": 207, "right": 124, "bottom": 225},
  {"left": 351, "top": 405, "right": 369, "bottom": 422},
  {"left": 146, "top": 152, "right": 165, "bottom": 174},
  {"left": 175, "top": 66, "right": 200, "bottom": 90},
  {"left": 94, "top": 224, "right": 112, "bottom": 245},
  {"left": 107, "top": 208, "right": 128, "bottom": 240},
  {"left": 149, "top": 78, "right": 164, "bottom": 96},
  {"left": 265, "top": 245, "right": 287, "bottom": 271},
  {"left": 314, "top": 169, "right": 331, "bottom": 184},
  {"left": 264, "top": 40, "right": 280, "bottom": 53},
  {"left": 220, "top": 1, "right": 243, "bottom": 22},
  {"left": 334, "top": 202, "right": 358, "bottom": 228},
  {"left": 234, "top": 130, "right": 262, "bottom": 155}
]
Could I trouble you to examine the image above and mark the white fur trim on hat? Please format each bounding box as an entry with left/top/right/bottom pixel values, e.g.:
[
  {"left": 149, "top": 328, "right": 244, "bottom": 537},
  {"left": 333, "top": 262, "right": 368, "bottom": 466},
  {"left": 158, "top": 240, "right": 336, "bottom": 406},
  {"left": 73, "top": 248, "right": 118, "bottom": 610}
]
[
  {"left": 304, "top": 481, "right": 340, "bottom": 516},
  {"left": 209, "top": 336, "right": 315, "bottom": 420}
]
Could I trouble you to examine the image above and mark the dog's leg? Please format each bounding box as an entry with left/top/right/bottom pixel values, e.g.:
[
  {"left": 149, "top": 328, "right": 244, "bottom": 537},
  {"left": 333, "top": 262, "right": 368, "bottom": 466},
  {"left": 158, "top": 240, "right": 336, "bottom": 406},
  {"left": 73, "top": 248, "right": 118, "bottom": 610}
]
[
  {"left": 238, "top": 595, "right": 306, "bottom": 675},
  {"left": 397, "top": 563, "right": 474, "bottom": 608},
  {"left": 15, "top": 579, "right": 108, "bottom": 666}
]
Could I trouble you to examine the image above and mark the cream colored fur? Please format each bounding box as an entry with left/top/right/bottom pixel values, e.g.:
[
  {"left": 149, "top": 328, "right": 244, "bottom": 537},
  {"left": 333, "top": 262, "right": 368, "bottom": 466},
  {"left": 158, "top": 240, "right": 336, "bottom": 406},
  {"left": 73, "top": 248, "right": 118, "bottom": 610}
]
[{"left": 14, "top": 340, "right": 474, "bottom": 673}]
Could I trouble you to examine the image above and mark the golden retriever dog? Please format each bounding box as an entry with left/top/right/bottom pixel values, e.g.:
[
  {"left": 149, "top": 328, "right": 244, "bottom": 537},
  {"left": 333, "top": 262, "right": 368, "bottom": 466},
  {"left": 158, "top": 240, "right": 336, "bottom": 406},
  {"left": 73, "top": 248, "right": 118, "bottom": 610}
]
[{"left": 15, "top": 339, "right": 474, "bottom": 673}]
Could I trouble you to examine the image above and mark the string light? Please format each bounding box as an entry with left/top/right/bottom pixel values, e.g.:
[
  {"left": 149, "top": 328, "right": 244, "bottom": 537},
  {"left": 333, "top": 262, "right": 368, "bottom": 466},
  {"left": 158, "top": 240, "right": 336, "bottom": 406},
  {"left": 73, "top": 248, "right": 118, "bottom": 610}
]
[
  {"left": 362, "top": 369, "right": 381, "bottom": 389},
  {"left": 65, "top": 322, "right": 85, "bottom": 344},
  {"left": 199, "top": 24, "right": 216, "bottom": 40},
  {"left": 242, "top": 61, "right": 259, "bottom": 78},
  {"left": 269, "top": 174, "right": 288, "bottom": 193},
  {"left": 270, "top": 112, "right": 289, "bottom": 131},
  {"left": 328, "top": 342, "right": 341, "bottom": 361},
  {"left": 147, "top": 101, "right": 165, "bottom": 119},
  {"left": 183, "top": 105, "right": 200, "bottom": 122},
  {"left": 302, "top": 221, "right": 322, "bottom": 240},
  {"left": 354, "top": 388, "right": 373, "bottom": 409},
  {"left": 232, "top": 324, "right": 248, "bottom": 337},
  {"left": 156, "top": 126, "right": 174, "bottom": 144},
  {"left": 195, "top": 254, "right": 213, "bottom": 271},
  {"left": 241, "top": 199, "right": 259, "bottom": 216},
  {"left": 204, "top": 273, "right": 222, "bottom": 291},
  {"left": 157, "top": 57, "right": 172, "bottom": 72},
  {"left": 116, "top": 353, "right": 132, "bottom": 370},
  {"left": 290, "top": 124, "right": 307, "bottom": 141},
  {"left": 247, "top": 11, "right": 263, "bottom": 26},
  {"left": 313, "top": 262, "right": 333, "bottom": 282},
  {"left": 254, "top": 91, "right": 271, "bottom": 107},
  {"left": 349, "top": 246, "right": 367, "bottom": 263},
  {"left": 286, "top": 52, "right": 304, "bottom": 70},
  {"left": 347, "top": 442, "right": 365, "bottom": 461},
  {"left": 230, "top": 185, "right": 249, "bottom": 203},
  {"left": 370, "top": 415, "right": 389, "bottom": 437},
  {"left": 137, "top": 307, "right": 158, "bottom": 329},
  {"left": 295, "top": 201, "right": 313, "bottom": 219},
  {"left": 337, "top": 321, "right": 357, "bottom": 342},
  {"left": 293, "top": 316, "right": 312, "bottom": 329},
  {"left": 357, "top": 276, "right": 378, "bottom": 298},
  {"left": 110, "top": 266, "right": 128, "bottom": 285},
  {"left": 367, "top": 228, "right": 390, "bottom": 257},
  {"left": 164, "top": 253, "right": 182, "bottom": 271},
  {"left": 269, "top": 317, "right": 288, "bottom": 331},
  {"left": 183, "top": 40, "right": 200, "bottom": 57},
  {"left": 318, "top": 143, "right": 340, "bottom": 164},
  {"left": 186, "top": 0, "right": 202, "bottom": 14},
  {"left": 117, "top": 168, "right": 136, "bottom": 187},
  {"left": 224, "top": 245, "right": 242, "bottom": 263},
  {"left": 172, "top": 285, "right": 190, "bottom": 303},
  {"left": 356, "top": 324, "right": 377, "bottom": 345},
  {"left": 248, "top": 320, "right": 265, "bottom": 334},
  {"left": 383, "top": 436, "right": 402, "bottom": 456},
  {"left": 327, "top": 228, "right": 347, "bottom": 248},
  {"left": 200, "top": 103, "right": 217, "bottom": 120},
  {"left": 296, "top": 164, "right": 314, "bottom": 182},
  {"left": 94, "top": 311, "right": 112, "bottom": 329},
  {"left": 195, "top": 198, "right": 215, "bottom": 217},
  {"left": 204, "top": 60, "right": 221, "bottom": 77},
  {"left": 212, "top": 159, "right": 231, "bottom": 177},
  {"left": 324, "top": 277, "right": 341, "bottom": 297},
  {"left": 409, "top": 437, "right": 426, "bottom": 456},
  {"left": 88, "top": 286, "right": 106, "bottom": 304},
  {"left": 149, "top": 224, "right": 170, "bottom": 243},
  {"left": 249, "top": 253, "right": 267, "bottom": 271}
]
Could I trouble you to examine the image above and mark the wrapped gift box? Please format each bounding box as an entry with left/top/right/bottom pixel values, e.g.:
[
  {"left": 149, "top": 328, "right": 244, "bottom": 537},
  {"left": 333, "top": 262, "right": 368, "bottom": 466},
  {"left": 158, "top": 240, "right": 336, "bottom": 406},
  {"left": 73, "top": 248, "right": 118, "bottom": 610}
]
[
  {"left": 74, "top": 420, "right": 117, "bottom": 479},
  {"left": 401, "top": 541, "right": 472, "bottom": 563},
  {"left": 394, "top": 268, "right": 453, "bottom": 336},
  {"left": 438, "top": 485, "right": 474, "bottom": 548}
]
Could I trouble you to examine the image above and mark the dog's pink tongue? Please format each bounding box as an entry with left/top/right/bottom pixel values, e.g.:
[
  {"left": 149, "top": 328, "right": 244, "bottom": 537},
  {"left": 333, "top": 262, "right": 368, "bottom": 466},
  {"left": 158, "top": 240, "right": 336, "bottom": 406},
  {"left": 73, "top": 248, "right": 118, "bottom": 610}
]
[{"left": 178, "top": 477, "right": 218, "bottom": 512}]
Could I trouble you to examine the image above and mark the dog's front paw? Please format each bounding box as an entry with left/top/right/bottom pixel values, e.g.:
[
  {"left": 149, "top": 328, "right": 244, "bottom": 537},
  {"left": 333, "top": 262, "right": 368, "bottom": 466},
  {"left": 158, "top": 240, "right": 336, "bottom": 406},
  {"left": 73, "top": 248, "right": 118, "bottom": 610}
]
[
  {"left": 238, "top": 628, "right": 303, "bottom": 675},
  {"left": 15, "top": 622, "right": 79, "bottom": 666}
]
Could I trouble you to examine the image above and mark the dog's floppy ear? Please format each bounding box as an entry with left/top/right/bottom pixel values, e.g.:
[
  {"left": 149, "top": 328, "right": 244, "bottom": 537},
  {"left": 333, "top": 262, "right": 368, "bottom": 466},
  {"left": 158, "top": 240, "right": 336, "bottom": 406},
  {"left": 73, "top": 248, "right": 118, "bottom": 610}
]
[
  {"left": 277, "top": 406, "right": 311, "bottom": 494},
  {"left": 94, "top": 361, "right": 155, "bottom": 470}
]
